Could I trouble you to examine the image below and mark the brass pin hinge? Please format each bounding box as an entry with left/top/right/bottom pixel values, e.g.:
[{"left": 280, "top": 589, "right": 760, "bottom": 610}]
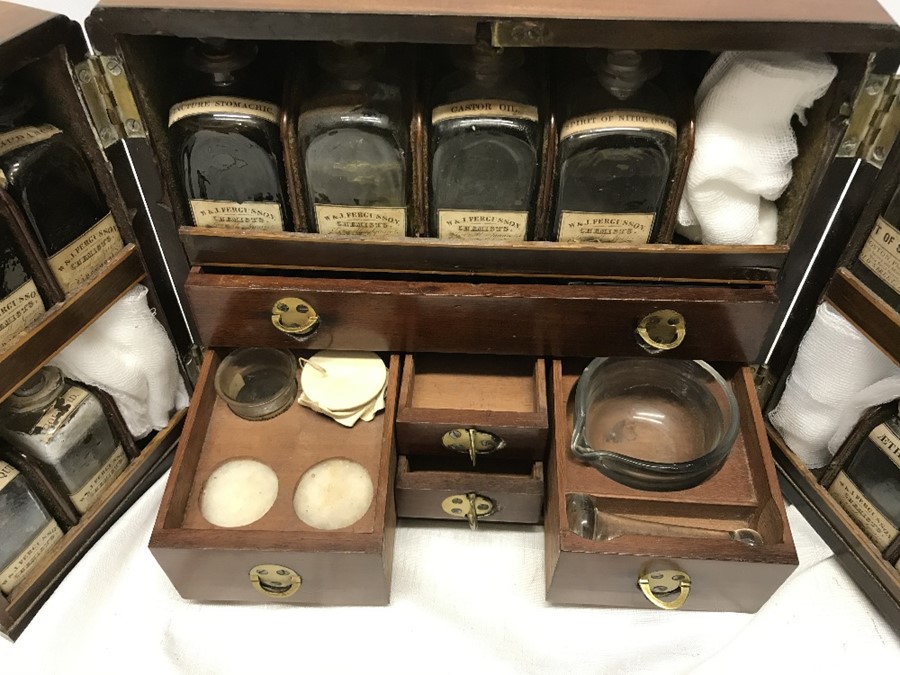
[
  {"left": 182, "top": 344, "right": 205, "bottom": 387},
  {"left": 838, "top": 72, "right": 899, "bottom": 169},
  {"left": 751, "top": 364, "right": 777, "bottom": 409},
  {"left": 75, "top": 55, "right": 146, "bottom": 148}
]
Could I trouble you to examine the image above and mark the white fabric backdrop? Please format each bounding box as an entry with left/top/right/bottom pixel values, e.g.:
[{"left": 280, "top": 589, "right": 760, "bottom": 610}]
[{"left": 2, "top": 1, "right": 898, "bottom": 670}]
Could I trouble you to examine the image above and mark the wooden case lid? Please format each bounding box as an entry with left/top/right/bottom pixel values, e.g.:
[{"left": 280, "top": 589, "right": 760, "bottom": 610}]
[{"left": 0, "top": 3, "right": 84, "bottom": 79}]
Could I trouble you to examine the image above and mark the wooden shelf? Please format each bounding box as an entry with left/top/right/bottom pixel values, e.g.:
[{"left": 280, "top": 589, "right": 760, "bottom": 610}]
[
  {"left": 825, "top": 267, "right": 900, "bottom": 368},
  {"left": 0, "top": 245, "right": 146, "bottom": 403}
]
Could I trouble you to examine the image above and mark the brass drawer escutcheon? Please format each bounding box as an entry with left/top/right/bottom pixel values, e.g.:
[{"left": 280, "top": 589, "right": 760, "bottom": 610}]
[
  {"left": 249, "top": 563, "right": 302, "bottom": 598},
  {"left": 636, "top": 309, "right": 686, "bottom": 353},
  {"left": 638, "top": 567, "right": 691, "bottom": 610},
  {"left": 271, "top": 297, "right": 319, "bottom": 338},
  {"left": 441, "top": 492, "right": 496, "bottom": 530},
  {"left": 441, "top": 428, "right": 506, "bottom": 466}
]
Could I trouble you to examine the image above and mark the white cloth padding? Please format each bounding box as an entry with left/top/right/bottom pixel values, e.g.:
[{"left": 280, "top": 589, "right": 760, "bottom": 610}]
[
  {"left": 677, "top": 52, "right": 837, "bottom": 245},
  {"left": 51, "top": 284, "right": 190, "bottom": 439},
  {"left": 769, "top": 302, "right": 900, "bottom": 468}
]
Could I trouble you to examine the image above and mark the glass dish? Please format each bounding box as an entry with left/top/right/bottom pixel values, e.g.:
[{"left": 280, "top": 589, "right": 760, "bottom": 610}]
[
  {"left": 214, "top": 348, "right": 297, "bottom": 421},
  {"left": 571, "top": 357, "right": 739, "bottom": 491}
]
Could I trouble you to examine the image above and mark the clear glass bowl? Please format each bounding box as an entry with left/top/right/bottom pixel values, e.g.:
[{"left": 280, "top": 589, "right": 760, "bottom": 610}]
[
  {"left": 214, "top": 348, "right": 298, "bottom": 421},
  {"left": 571, "top": 357, "right": 739, "bottom": 491}
]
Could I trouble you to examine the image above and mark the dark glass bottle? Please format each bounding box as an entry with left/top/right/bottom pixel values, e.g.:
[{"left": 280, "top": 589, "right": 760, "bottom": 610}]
[
  {"left": 168, "top": 39, "right": 290, "bottom": 232},
  {"left": 297, "top": 42, "right": 409, "bottom": 238},
  {"left": 551, "top": 50, "right": 677, "bottom": 244},
  {"left": 827, "top": 407, "right": 900, "bottom": 554},
  {"left": 852, "top": 183, "right": 900, "bottom": 313},
  {"left": 429, "top": 43, "right": 541, "bottom": 241},
  {"left": 0, "top": 82, "right": 122, "bottom": 294},
  {"left": 0, "top": 205, "right": 46, "bottom": 350},
  {"left": 0, "top": 458, "right": 63, "bottom": 596}
]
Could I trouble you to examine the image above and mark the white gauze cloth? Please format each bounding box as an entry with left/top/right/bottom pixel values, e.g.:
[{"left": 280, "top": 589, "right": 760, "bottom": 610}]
[
  {"left": 51, "top": 284, "right": 190, "bottom": 438},
  {"left": 769, "top": 302, "right": 900, "bottom": 468},
  {"left": 677, "top": 52, "right": 837, "bottom": 245}
]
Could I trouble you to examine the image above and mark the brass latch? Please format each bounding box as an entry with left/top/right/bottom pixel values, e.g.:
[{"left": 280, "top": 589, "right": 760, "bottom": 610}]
[
  {"left": 271, "top": 297, "right": 319, "bottom": 338},
  {"left": 441, "top": 492, "right": 496, "bottom": 529},
  {"left": 249, "top": 563, "right": 302, "bottom": 598},
  {"left": 441, "top": 428, "right": 506, "bottom": 466},
  {"left": 637, "top": 565, "right": 691, "bottom": 610},
  {"left": 636, "top": 309, "right": 686, "bottom": 353}
]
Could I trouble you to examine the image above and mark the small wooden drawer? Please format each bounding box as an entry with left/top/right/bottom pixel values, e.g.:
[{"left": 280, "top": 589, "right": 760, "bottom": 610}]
[
  {"left": 395, "top": 455, "right": 543, "bottom": 525},
  {"left": 185, "top": 269, "right": 778, "bottom": 361},
  {"left": 545, "top": 360, "right": 798, "bottom": 612},
  {"left": 395, "top": 354, "right": 548, "bottom": 463},
  {"left": 149, "top": 350, "right": 400, "bottom": 605}
]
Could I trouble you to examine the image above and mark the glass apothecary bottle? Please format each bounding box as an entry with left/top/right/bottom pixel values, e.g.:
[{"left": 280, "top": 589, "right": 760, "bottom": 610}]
[
  {"left": 297, "top": 42, "right": 410, "bottom": 238},
  {"left": 0, "top": 367, "right": 129, "bottom": 515},
  {"left": 826, "top": 405, "right": 900, "bottom": 554},
  {"left": 0, "top": 458, "right": 63, "bottom": 596},
  {"left": 551, "top": 50, "right": 677, "bottom": 244},
  {"left": 852, "top": 183, "right": 900, "bottom": 313},
  {"left": 168, "top": 39, "right": 290, "bottom": 232},
  {"left": 0, "top": 81, "right": 123, "bottom": 293},
  {"left": 0, "top": 203, "right": 47, "bottom": 351},
  {"left": 429, "top": 43, "right": 541, "bottom": 241}
]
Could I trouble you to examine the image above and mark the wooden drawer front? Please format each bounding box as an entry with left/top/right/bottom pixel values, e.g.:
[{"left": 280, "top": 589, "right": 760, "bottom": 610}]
[
  {"left": 395, "top": 456, "right": 544, "bottom": 524},
  {"left": 186, "top": 271, "right": 778, "bottom": 361},
  {"left": 396, "top": 354, "right": 548, "bottom": 462}
]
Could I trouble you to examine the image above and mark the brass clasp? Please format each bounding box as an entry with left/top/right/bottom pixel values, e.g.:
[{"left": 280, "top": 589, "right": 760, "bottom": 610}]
[
  {"left": 441, "top": 428, "right": 506, "bottom": 466},
  {"left": 249, "top": 563, "right": 302, "bottom": 598},
  {"left": 636, "top": 309, "right": 686, "bottom": 353},
  {"left": 441, "top": 492, "right": 496, "bottom": 529},
  {"left": 271, "top": 297, "right": 319, "bottom": 339}
]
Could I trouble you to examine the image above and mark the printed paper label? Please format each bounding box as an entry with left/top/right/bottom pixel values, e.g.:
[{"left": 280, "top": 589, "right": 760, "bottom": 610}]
[
  {"left": 0, "top": 124, "right": 61, "bottom": 157},
  {"left": 70, "top": 444, "right": 128, "bottom": 514},
  {"left": 437, "top": 209, "right": 529, "bottom": 241},
  {"left": 869, "top": 423, "right": 900, "bottom": 470},
  {"left": 0, "top": 460, "right": 19, "bottom": 492},
  {"left": 315, "top": 205, "right": 407, "bottom": 238},
  {"left": 859, "top": 216, "right": 900, "bottom": 295},
  {"left": 560, "top": 110, "right": 677, "bottom": 141},
  {"left": 432, "top": 99, "right": 539, "bottom": 125},
  {"left": 48, "top": 213, "right": 124, "bottom": 293},
  {"left": 558, "top": 211, "right": 654, "bottom": 243},
  {"left": 31, "top": 386, "right": 90, "bottom": 437},
  {"left": 0, "top": 520, "right": 63, "bottom": 595},
  {"left": 169, "top": 96, "right": 279, "bottom": 126},
  {"left": 830, "top": 472, "right": 899, "bottom": 551},
  {"left": 189, "top": 200, "right": 284, "bottom": 231},
  {"left": 0, "top": 279, "right": 45, "bottom": 347}
]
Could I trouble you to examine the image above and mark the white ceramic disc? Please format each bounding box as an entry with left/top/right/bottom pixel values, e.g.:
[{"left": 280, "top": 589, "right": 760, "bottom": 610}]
[
  {"left": 293, "top": 458, "right": 374, "bottom": 530},
  {"left": 200, "top": 459, "right": 278, "bottom": 528},
  {"left": 300, "top": 351, "right": 387, "bottom": 412}
]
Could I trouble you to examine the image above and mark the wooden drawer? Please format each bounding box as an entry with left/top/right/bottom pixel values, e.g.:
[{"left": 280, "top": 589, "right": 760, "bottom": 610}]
[
  {"left": 149, "top": 350, "right": 399, "bottom": 605},
  {"left": 396, "top": 455, "right": 544, "bottom": 525},
  {"left": 395, "top": 354, "right": 548, "bottom": 463},
  {"left": 185, "top": 270, "right": 778, "bottom": 361},
  {"left": 545, "top": 360, "right": 798, "bottom": 612}
]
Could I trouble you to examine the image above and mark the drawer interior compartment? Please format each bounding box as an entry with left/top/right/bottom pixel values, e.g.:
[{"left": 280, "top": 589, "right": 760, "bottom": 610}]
[
  {"left": 396, "top": 353, "right": 548, "bottom": 462},
  {"left": 396, "top": 455, "right": 543, "bottom": 525},
  {"left": 149, "top": 349, "right": 399, "bottom": 605},
  {"left": 545, "top": 359, "right": 798, "bottom": 612}
]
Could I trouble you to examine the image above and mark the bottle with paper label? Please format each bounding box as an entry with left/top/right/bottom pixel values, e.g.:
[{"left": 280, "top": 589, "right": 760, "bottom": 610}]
[
  {"left": 0, "top": 81, "right": 123, "bottom": 293},
  {"left": 0, "top": 203, "right": 47, "bottom": 351},
  {"left": 551, "top": 50, "right": 677, "bottom": 244},
  {"left": 297, "top": 42, "right": 410, "bottom": 238},
  {"left": 428, "top": 42, "right": 541, "bottom": 241},
  {"left": 0, "top": 458, "right": 63, "bottom": 597},
  {"left": 0, "top": 367, "right": 128, "bottom": 515},
  {"left": 852, "top": 183, "right": 900, "bottom": 313},
  {"left": 168, "top": 39, "right": 290, "bottom": 232}
]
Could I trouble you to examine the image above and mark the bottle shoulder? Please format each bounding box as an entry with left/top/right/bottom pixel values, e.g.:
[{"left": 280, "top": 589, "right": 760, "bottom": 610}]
[{"left": 561, "top": 78, "right": 673, "bottom": 121}]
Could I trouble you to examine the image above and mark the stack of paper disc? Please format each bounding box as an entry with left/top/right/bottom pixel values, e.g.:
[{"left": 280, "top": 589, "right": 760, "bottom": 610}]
[{"left": 298, "top": 351, "right": 387, "bottom": 427}]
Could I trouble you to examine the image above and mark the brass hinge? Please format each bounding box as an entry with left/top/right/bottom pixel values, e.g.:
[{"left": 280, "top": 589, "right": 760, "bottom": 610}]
[
  {"left": 75, "top": 55, "right": 146, "bottom": 149},
  {"left": 837, "top": 72, "right": 900, "bottom": 169},
  {"left": 182, "top": 344, "right": 205, "bottom": 387},
  {"left": 751, "top": 364, "right": 777, "bottom": 409}
]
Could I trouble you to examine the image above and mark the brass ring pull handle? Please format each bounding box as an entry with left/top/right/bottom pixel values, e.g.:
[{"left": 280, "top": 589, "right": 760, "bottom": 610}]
[
  {"left": 441, "top": 428, "right": 506, "bottom": 467},
  {"left": 636, "top": 309, "right": 686, "bottom": 354},
  {"left": 441, "top": 492, "right": 496, "bottom": 530},
  {"left": 271, "top": 297, "right": 319, "bottom": 340},
  {"left": 249, "top": 563, "right": 302, "bottom": 598},
  {"left": 638, "top": 568, "right": 691, "bottom": 610}
]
